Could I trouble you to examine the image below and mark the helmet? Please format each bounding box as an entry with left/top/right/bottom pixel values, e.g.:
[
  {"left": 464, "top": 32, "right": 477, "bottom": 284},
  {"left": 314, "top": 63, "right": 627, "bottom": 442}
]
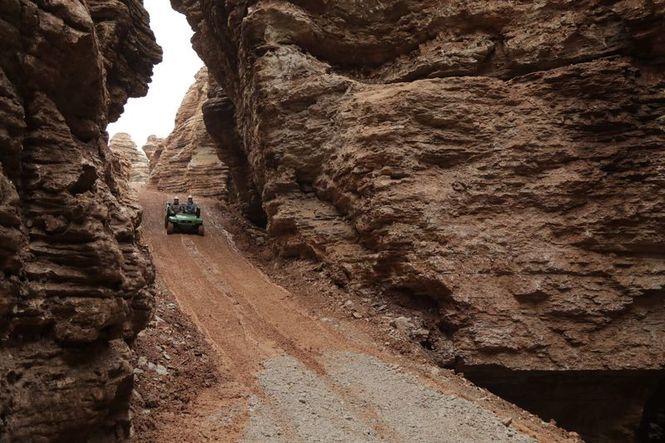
[
  {"left": 173, "top": 196, "right": 179, "bottom": 203},
  {"left": 187, "top": 195, "right": 193, "bottom": 202}
]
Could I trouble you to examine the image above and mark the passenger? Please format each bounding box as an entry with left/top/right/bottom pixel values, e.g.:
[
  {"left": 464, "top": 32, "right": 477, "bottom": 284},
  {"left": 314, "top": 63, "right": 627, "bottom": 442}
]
[
  {"left": 170, "top": 196, "right": 183, "bottom": 214},
  {"left": 185, "top": 195, "right": 199, "bottom": 215}
]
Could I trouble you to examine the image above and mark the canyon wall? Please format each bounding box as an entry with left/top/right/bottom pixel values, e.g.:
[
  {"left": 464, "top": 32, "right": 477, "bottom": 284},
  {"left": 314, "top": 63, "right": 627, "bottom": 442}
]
[
  {"left": 142, "top": 134, "right": 165, "bottom": 171},
  {"left": 172, "top": 0, "right": 665, "bottom": 440},
  {"left": 110, "top": 133, "right": 150, "bottom": 183},
  {"left": 150, "top": 67, "right": 229, "bottom": 198},
  {"left": 0, "top": 0, "right": 160, "bottom": 440}
]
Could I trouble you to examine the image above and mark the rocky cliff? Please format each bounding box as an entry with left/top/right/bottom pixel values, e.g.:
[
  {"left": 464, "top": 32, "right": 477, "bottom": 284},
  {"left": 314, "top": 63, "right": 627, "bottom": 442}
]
[
  {"left": 0, "top": 0, "right": 160, "bottom": 440},
  {"left": 172, "top": 0, "right": 665, "bottom": 440},
  {"left": 142, "top": 134, "right": 165, "bottom": 172},
  {"left": 110, "top": 133, "right": 150, "bottom": 183},
  {"left": 150, "top": 68, "right": 229, "bottom": 198}
]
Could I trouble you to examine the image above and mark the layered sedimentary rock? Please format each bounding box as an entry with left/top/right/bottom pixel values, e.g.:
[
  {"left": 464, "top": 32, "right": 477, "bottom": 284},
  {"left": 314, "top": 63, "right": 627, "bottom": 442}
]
[
  {"left": 110, "top": 132, "right": 150, "bottom": 183},
  {"left": 0, "top": 0, "right": 160, "bottom": 440},
  {"left": 173, "top": 0, "right": 665, "bottom": 440},
  {"left": 142, "top": 134, "right": 165, "bottom": 171},
  {"left": 150, "top": 68, "right": 229, "bottom": 198}
]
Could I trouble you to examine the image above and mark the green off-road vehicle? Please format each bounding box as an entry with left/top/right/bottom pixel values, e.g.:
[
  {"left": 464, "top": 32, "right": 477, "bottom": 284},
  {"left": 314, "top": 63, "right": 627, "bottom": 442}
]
[{"left": 165, "top": 203, "right": 205, "bottom": 236}]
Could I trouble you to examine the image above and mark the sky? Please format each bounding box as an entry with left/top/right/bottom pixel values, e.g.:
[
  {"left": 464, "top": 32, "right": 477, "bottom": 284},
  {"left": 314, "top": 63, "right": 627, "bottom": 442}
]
[{"left": 107, "top": 0, "right": 203, "bottom": 146}]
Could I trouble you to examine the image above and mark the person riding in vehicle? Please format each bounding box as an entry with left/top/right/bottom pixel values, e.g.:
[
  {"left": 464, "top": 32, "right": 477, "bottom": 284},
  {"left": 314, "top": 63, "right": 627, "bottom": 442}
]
[
  {"left": 185, "top": 195, "right": 195, "bottom": 213},
  {"left": 185, "top": 195, "right": 200, "bottom": 216},
  {"left": 170, "top": 196, "right": 183, "bottom": 214},
  {"left": 164, "top": 195, "right": 204, "bottom": 235}
]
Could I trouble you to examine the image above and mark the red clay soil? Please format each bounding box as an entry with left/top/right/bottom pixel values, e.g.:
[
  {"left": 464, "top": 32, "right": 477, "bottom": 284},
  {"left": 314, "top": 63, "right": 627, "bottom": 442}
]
[
  {"left": 132, "top": 187, "right": 578, "bottom": 442},
  {"left": 129, "top": 278, "right": 221, "bottom": 442}
]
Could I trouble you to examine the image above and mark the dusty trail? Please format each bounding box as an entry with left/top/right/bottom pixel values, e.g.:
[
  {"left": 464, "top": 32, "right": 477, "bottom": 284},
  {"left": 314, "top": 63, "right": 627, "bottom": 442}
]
[{"left": 138, "top": 188, "right": 569, "bottom": 443}]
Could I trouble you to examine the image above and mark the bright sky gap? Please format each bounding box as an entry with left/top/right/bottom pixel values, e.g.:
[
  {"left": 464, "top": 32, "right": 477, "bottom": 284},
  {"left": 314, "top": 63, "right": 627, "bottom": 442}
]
[{"left": 107, "top": 0, "right": 204, "bottom": 146}]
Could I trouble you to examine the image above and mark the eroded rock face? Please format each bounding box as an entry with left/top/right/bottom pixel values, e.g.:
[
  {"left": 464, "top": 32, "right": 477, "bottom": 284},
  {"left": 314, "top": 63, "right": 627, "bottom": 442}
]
[
  {"left": 173, "top": 0, "right": 665, "bottom": 439},
  {"left": 142, "top": 134, "right": 166, "bottom": 171},
  {"left": 150, "top": 68, "right": 229, "bottom": 198},
  {"left": 110, "top": 132, "right": 150, "bottom": 183},
  {"left": 0, "top": 0, "right": 160, "bottom": 440}
]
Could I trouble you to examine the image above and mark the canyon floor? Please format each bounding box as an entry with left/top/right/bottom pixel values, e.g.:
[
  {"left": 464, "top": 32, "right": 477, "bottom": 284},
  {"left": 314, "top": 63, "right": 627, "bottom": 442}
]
[{"left": 132, "top": 187, "right": 575, "bottom": 442}]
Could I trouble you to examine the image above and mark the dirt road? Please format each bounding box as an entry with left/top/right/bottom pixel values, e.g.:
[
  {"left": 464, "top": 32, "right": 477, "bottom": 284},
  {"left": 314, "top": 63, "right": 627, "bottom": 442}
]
[{"left": 138, "top": 188, "right": 570, "bottom": 442}]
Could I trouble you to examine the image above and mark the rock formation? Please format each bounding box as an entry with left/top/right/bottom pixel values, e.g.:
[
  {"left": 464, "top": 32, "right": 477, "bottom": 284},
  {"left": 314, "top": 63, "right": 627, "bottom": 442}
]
[
  {"left": 150, "top": 68, "right": 229, "bottom": 198},
  {"left": 0, "top": 0, "right": 160, "bottom": 440},
  {"left": 172, "top": 0, "right": 665, "bottom": 440},
  {"left": 110, "top": 133, "right": 150, "bottom": 183},
  {"left": 142, "top": 134, "right": 165, "bottom": 171}
]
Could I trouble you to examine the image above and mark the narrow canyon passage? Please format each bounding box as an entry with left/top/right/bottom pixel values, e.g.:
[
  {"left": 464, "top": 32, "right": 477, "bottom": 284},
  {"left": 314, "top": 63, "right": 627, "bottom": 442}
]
[
  {"left": 137, "top": 187, "right": 570, "bottom": 442},
  {"left": 3, "top": 1, "right": 664, "bottom": 441}
]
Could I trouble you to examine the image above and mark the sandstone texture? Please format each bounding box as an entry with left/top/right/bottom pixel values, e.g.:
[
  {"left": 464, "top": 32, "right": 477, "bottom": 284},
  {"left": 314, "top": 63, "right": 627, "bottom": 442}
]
[
  {"left": 150, "top": 68, "right": 229, "bottom": 198},
  {"left": 110, "top": 132, "right": 150, "bottom": 183},
  {"left": 173, "top": 0, "right": 665, "bottom": 439},
  {"left": 0, "top": 0, "right": 160, "bottom": 440},
  {"left": 142, "top": 134, "right": 165, "bottom": 172}
]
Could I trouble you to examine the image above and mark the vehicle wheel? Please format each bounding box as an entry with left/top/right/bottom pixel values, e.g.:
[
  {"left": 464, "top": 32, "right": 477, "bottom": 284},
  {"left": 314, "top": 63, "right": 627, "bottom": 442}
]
[
  {"left": 197, "top": 225, "right": 205, "bottom": 236},
  {"left": 166, "top": 222, "right": 175, "bottom": 235}
]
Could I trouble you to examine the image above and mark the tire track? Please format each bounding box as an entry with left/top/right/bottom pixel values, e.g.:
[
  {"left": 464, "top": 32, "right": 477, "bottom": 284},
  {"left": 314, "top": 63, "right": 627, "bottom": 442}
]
[{"left": 138, "top": 187, "right": 573, "bottom": 443}]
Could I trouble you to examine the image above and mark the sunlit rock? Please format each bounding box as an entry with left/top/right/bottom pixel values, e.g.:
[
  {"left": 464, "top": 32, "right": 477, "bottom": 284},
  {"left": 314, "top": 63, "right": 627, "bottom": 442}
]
[{"left": 150, "top": 68, "right": 229, "bottom": 198}]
